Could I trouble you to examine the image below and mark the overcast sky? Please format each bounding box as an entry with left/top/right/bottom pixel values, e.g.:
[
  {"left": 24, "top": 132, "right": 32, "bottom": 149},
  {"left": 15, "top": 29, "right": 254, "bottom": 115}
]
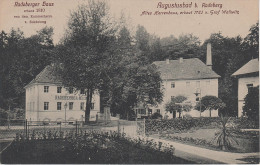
[{"left": 0, "top": 0, "right": 258, "bottom": 44}]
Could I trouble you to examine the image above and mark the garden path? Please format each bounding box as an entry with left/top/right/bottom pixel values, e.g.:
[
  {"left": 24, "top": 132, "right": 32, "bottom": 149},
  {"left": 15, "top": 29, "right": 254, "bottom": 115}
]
[{"left": 146, "top": 136, "right": 260, "bottom": 164}]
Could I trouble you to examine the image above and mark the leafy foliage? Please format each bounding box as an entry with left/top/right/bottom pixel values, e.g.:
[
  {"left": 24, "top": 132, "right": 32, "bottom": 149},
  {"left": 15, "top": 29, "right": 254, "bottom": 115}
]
[
  {"left": 243, "top": 86, "right": 259, "bottom": 120},
  {"left": 195, "top": 95, "right": 226, "bottom": 117},
  {"left": 151, "top": 112, "right": 162, "bottom": 119},
  {"left": 145, "top": 117, "right": 220, "bottom": 134},
  {"left": 213, "top": 115, "right": 238, "bottom": 150},
  {"left": 3, "top": 130, "right": 188, "bottom": 164},
  {"left": 0, "top": 27, "right": 54, "bottom": 111},
  {"left": 165, "top": 95, "right": 192, "bottom": 118}
]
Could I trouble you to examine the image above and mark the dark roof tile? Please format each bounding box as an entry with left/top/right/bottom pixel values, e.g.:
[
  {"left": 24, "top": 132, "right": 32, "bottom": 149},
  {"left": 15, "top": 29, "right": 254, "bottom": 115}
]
[{"left": 153, "top": 58, "right": 220, "bottom": 80}]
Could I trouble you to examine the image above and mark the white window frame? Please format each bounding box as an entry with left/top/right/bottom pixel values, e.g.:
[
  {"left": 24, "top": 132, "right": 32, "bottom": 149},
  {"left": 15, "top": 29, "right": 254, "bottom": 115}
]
[{"left": 44, "top": 102, "right": 49, "bottom": 110}]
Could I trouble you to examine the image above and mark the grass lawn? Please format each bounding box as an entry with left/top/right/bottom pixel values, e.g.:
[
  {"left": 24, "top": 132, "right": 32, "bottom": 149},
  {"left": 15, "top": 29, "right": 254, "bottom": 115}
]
[
  {"left": 1, "top": 138, "right": 194, "bottom": 164},
  {"left": 156, "top": 128, "right": 259, "bottom": 153}
]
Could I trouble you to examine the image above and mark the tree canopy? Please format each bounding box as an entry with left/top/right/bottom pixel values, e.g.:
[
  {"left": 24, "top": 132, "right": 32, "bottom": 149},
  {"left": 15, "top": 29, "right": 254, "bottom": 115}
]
[
  {"left": 165, "top": 95, "right": 192, "bottom": 118},
  {"left": 54, "top": 1, "right": 163, "bottom": 121},
  {"left": 195, "top": 95, "right": 226, "bottom": 117}
]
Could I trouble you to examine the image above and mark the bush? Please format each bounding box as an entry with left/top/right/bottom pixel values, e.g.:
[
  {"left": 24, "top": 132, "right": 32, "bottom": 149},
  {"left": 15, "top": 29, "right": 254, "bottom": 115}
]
[
  {"left": 243, "top": 86, "right": 259, "bottom": 121},
  {"left": 231, "top": 117, "right": 259, "bottom": 129},
  {"left": 145, "top": 117, "right": 220, "bottom": 133},
  {"left": 2, "top": 130, "right": 191, "bottom": 164},
  {"left": 151, "top": 112, "right": 162, "bottom": 119}
]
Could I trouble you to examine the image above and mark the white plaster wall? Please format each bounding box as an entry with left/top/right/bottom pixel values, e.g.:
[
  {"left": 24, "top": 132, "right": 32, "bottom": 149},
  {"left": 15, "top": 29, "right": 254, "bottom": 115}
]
[
  {"left": 149, "top": 78, "right": 219, "bottom": 118},
  {"left": 237, "top": 76, "right": 259, "bottom": 117},
  {"left": 25, "top": 83, "right": 100, "bottom": 122}
]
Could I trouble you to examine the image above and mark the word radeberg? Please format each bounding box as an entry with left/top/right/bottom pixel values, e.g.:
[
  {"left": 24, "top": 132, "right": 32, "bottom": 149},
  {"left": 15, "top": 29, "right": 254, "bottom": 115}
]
[
  {"left": 14, "top": 1, "right": 54, "bottom": 8},
  {"left": 55, "top": 95, "right": 87, "bottom": 100}
]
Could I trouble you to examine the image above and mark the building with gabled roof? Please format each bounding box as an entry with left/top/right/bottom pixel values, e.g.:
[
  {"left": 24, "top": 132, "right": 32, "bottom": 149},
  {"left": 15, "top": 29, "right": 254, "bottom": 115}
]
[
  {"left": 232, "top": 58, "right": 259, "bottom": 117},
  {"left": 140, "top": 43, "right": 221, "bottom": 118},
  {"left": 24, "top": 64, "right": 100, "bottom": 123}
]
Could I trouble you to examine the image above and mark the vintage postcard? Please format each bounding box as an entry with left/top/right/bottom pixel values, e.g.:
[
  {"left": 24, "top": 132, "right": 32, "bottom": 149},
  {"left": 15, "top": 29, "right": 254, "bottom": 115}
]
[{"left": 0, "top": 0, "right": 259, "bottom": 164}]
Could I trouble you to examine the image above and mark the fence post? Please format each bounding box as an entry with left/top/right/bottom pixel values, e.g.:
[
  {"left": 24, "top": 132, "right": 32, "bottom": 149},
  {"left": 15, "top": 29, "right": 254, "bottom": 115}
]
[
  {"left": 143, "top": 118, "right": 146, "bottom": 137},
  {"left": 117, "top": 120, "right": 120, "bottom": 134},
  {"left": 24, "top": 119, "right": 26, "bottom": 136},
  {"left": 76, "top": 120, "right": 78, "bottom": 136},
  {"left": 27, "top": 120, "right": 29, "bottom": 139},
  {"left": 25, "top": 119, "right": 28, "bottom": 139}
]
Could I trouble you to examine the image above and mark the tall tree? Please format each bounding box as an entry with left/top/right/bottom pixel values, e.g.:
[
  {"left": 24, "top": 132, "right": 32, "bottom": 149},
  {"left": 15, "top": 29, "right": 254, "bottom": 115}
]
[
  {"left": 0, "top": 27, "right": 54, "bottom": 111},
  {"left": 55, "top": 0, "right": 118, "bottom": 122},
  {"left": 160, "top": 34, "right": 201, "bottom": 60},
  {"left": 242, "top": 22, "right": 259, "bottom": 59}
]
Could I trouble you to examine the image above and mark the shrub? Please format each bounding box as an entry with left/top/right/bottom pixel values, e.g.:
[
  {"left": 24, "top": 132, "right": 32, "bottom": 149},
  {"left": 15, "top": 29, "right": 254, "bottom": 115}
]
[
  {"left": 243, "top": 86, "right": 259, "bottom": 121},
  {"left": 214, "top": 116, "right": 238, "bottom": 150},
  {"left": 3, "top": 130, "right": 183, "bottom": 164},
  {"left": 151, "top": 112, "right": 162, "bottom": 119},
  {"left": 145, "top": 117, "right": 220, "bottom": 134}
]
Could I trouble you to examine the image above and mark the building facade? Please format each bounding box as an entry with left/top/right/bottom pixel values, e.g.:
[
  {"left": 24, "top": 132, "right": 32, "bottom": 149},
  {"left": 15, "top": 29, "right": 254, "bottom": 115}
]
[
  {"left": 25, "top": 65, "right": 100, "bottom": 123},
  {"left": 137, "top": 43, "right": 221, "bottom": 118},
  {"left": 232, "top": 58, "right": 259, "bottom": 117}
]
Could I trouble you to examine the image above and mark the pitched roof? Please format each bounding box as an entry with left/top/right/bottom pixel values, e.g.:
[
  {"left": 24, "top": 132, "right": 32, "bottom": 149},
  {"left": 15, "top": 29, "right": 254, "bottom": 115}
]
[
  {"left": 25, "top": 65, "right": 62, "bottom": 88},
  {"left": 153, "top": 58, "right": 220, "bottom": 80},
  {"left": 232, "top": 58, "right": 259, "bottom": 77}
]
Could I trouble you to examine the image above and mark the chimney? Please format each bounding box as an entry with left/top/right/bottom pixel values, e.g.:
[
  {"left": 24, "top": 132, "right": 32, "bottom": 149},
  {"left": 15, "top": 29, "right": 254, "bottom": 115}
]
[
  {"left": 166, "top": 58, "right": 169, "bottom": 64},
  {"left": 206, "top": 43, "right": 212, "bottom": 69},
  {"left": 179, "top": 57, "right": 183, "bottom": 63}
]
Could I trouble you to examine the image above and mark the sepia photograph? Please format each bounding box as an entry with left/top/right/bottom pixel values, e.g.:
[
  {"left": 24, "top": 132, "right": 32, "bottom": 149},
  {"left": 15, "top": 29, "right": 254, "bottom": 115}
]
[{"left": 0, "top": 0, "right": 259, "bottom": 164}]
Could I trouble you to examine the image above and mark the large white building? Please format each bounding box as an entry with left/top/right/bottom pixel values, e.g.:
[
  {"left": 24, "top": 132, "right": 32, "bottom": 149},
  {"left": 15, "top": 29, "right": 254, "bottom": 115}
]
[
  {"left": 138, "top": 43, "right": 221, "bottom": 118},
  {"left": 231, "top": 58, "right": 259, "bottom": 117},
  {"left": 24, "top": 65, "right": 100, "bottom": 123}
]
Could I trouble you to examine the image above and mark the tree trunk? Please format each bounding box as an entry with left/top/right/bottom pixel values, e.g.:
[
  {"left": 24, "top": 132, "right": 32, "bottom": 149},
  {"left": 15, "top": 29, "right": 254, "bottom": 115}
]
[
  {"left": 209, "top": 109, "right": 212, "bottom": 117},
  {"left": 179, "top": 111, "right": 181, "bottom": 118},
  {"left": 172, "top": 111, "right": 176, "bottom": 118},
  {"left": 85, "top": 89, "right": 93, "bottom": 124}
]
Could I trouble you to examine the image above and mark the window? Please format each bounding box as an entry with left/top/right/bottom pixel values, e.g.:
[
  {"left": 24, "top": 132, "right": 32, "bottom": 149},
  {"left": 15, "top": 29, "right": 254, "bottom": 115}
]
[
  {"left": 171, "top": 96, "right": 175, "bottom": 101},
  {"left": 148, "top": 109, "right": 152, "bottom": 114},
  {"left": 57, "top": 87, "right": 62, "bottom": 93},
  {"left": 91, "top": 103, "right": 94, "bottom": 109},
  {"left": 80, "top": 102, "right": 85, "bottom": 110},
  {"left": 80, "top": 89, "right": 85, "bottom": 94},
  {"left": 44, "top": 102, "right": 49, "bottom": 110},
  {"left": 44, "top": 86, "right": 49, "bottom": 93},
  {"left": 69, "top": 102, "right": 73, "bottom": 110},
  {"left": 196, "top": 81, "right": 200, "bottom": 87},
  {"left": 171, "top": 82, "right": 175, "bottom": 88},
  {"left": 196, "top": 97, "right": 200, "bottom": 102},
  {"left": 57, "top": 102, "right": 61, "bottom": 110},
  {"left": 186, "top": 82, "right": 190, "bottom": 87},
  {"left": 141, "top": 109, "right": 146, "bottom": 115},
  {"left": 156, "top": 109, "right": 160, "bottom": 114},
  {"left": 68, "top": 87, "right": 73, "bottom": 94},
  {"left": 246, "top": 84, "right": 253, "bottom": 88}
]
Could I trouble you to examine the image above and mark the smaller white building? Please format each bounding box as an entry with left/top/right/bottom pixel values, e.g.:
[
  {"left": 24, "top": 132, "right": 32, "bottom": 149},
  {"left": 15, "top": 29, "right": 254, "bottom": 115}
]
[
  {"left": 232, "top": 58, "right": 259, "bottom": 117},
  {"left": 24, "top": 65, "right": 100, "bottom": 123}
]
